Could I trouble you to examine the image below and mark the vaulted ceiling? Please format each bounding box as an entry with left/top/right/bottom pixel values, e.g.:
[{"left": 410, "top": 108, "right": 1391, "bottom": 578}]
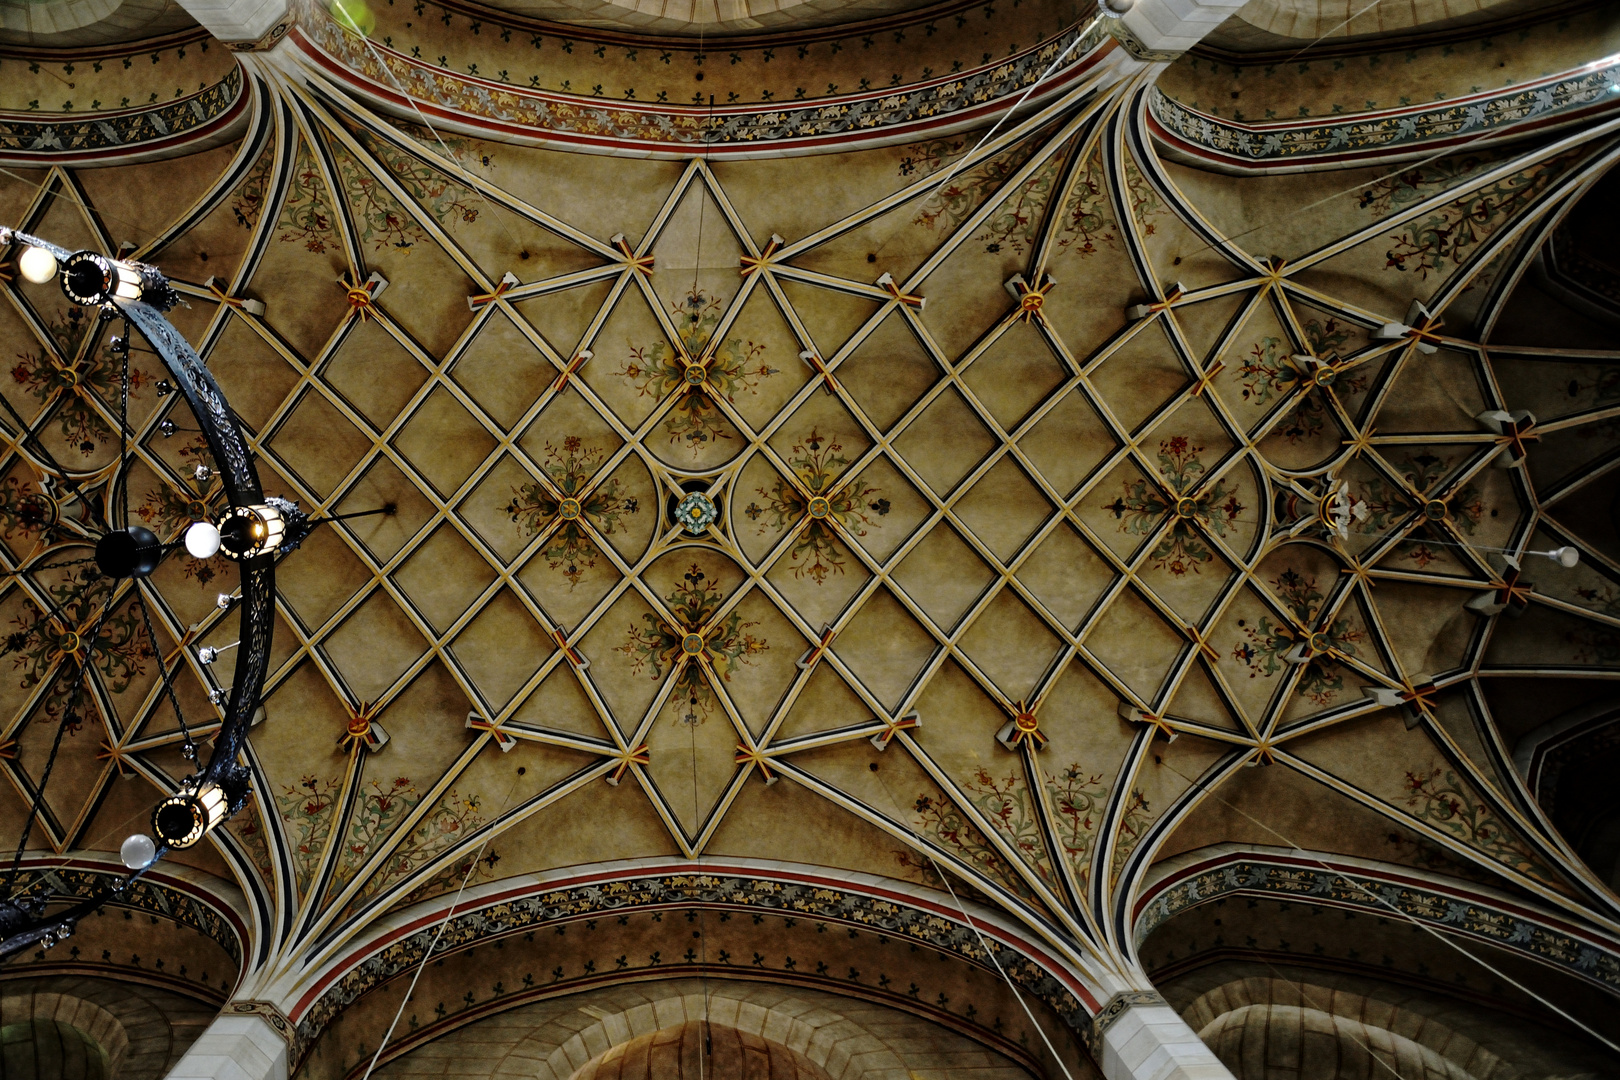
[{"left": 2, "top": 0, "right": 1620, "bottom": 1072}]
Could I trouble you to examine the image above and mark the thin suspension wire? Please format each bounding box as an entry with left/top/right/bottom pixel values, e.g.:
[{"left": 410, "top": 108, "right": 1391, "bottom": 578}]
[
  {"left": 6, "top": 555, "right": 97, "bottom": 575},
  {"left": 358, "top": 769, "right": 525, "bottom": 1080},
  {"left": 1161, "top": 83, "right": 1620, "bottom": 270},
  {"left": 134, "top": 588, "right": 197, "bottom": 763},
  {"left": 901, "top": 12, "right": 1100, "bottom": 235},
  {"left": 1280, "top": 0, "right": 1390, "bottom": 65},
  {"left": 6, "top": 592, "right": 118, "bottom": 889},
  {"left": 869, "top": 765, "right": 1079, "bottom": 1080},
  {"left": 689, "top": 699, "right": 709, "bottom": 1080},
  {"left": 1246, "top": 952, "right": 1409, "bottom": 1080},
  {"left": 1158, "top": 757, "right": 1620, "bottom": 1056},
  {"left": 338, "top": 32, "right": 524, "bottom": 254},
  {"left": 0, "top": 364, "right": 101, "bottom": 518},
  {"left": 0, "top": 166, "right": 155, "bottom": 246},
  {"left": 691, "top": 19, "right": 711, "bottom": 310}
]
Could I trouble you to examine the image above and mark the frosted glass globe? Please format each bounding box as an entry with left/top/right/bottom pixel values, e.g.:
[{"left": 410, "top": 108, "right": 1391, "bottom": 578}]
[
  {"left": 18, "top": 246, "right": 58, "bottom": 284},
  {"left": 120, "top": 833, "right": 157, "bottom": 869},
  {"left": 184, "top": 521, "right": 221, "bottom": 559}
]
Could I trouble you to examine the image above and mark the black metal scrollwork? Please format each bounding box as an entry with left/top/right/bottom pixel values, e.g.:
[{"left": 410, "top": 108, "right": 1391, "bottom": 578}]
[{"left": 0, "top": 252, "right": 274, "bottom": 960}]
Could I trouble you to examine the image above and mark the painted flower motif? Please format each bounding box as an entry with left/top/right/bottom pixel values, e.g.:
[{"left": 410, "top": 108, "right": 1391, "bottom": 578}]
[
  {"left": 268, "top": 132, "right": 484, "bottom": 254},
  {"left": 276, "top": 775, "right": 341, "bottom": 891},
  {"left": 4, "top": 567, "right": 151, "bottom": 726},
  {"left": 507, "top": 437, "right": 635, "bottom": 587},
  {"left": 674, "top": 492, "right": 717, "bottom": 535},
  {"left": 747, "top": 429, "right": 885, "bottom": 584},
  {"left": 908, "top": 787, "right": 1033, "bottom": 900},
  {"left": 1101, "top": 439, "right": 1243, "bottom": 576},
  {"left": 615, "top": 290, "right": 778, "bottom": 456},
  {"left": 11, "top": 308, "right": 146, "bottom": 457},
  {"left": 0, "top": 475, "right": 56, "bottom": 542},
  {"left": 138, "top": 436, "right": 225, "bottom": 586},
  {"left": 1404, "top": 766, "right": 1557, "bottom": 886},
  {"left": 1349, "top": 452, "right": 1483, "bottom": 567},
  {"left": 365, "top": 787, "right": 487, "bottom": 902},
  {"left": 1236, "top": 321, "right": 1364, "bottom": 445},
  {"left": 617, "top": 565, "right": 768, "bottom": 725},
  {"left": 1232, "top": 569, "right": 1365, "bottom": 706},
  {"left": 1362, "top": 150, "right": 1579, "bottom": 279}
]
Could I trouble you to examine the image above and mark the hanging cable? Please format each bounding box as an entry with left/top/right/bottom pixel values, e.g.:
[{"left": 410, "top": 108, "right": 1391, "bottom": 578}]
[
  {"left": 1280, "top": 0, "right": 1390, "bottom": 65},
  {"left": 117, "top": 316, "right": 131, "bottom": 530},
  {"left": 358, "top": 768, "right": 526, "bottom": 1080},
  {"left": 337, "top": 31, "right": 524, "bottom": 254},
  {"left": 1157, "top": 756, "right": 1620, "bottom": 1056},
  {"left": 868, "top": 763, "right": 1080, "bottom": 1080},
  {"left": 1, "top": 167, "right": 157, "bottom": 247},
  {"left": 134, "top": 591, "right": 198, "bottom": 764},
  {"left": 6, "top": 592, "right": 119, "bottom": 890}
]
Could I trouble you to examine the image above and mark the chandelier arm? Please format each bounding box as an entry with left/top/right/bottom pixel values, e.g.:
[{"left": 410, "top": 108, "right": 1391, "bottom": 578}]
[
  {"left": 118, "top": 316, "right": 130, "bottom": 528},
  {"left": 116, "top": 301, "right": 271, "bottom": 818},
  {"left": 134, "top": 588, "right": 196, "bottom": 764},
  {"left": 0, "top": 246, "right": 271, "bottom": 962},
  {"left": 5, "top": 591, "right": 114, "bottom": 889},
  {"left": 116, "top": 302, "right": 262, "bottom": 504},
  {"left": 0, "top": 883, "right": 112, "bottom": 963}
]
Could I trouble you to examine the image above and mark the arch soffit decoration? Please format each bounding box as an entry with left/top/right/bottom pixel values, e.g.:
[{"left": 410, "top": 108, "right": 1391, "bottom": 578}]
[
  {"left": 1132, "top": 845, "right": 1620, "bottom": 998},
  {"left": 285, "top": 860, "right": 1103, "bottom": 1071},
  {"left": 370, "top": 979, "right": 1028, "bottom": 1080}
]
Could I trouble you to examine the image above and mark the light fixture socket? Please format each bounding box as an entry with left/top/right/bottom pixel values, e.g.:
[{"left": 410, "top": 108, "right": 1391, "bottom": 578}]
[
  {"left": 151, "top": 780, "right": 227, "bottom": 848},
  {"left": 56, "top": 249, "right": 178, "bottom": 309},
  {"left": 218, "top": 503, "right": 288, "bottom": 559}
]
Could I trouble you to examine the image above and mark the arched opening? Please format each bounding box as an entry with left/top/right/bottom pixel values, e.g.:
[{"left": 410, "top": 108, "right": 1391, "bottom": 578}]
[
  {"left": 571, "top": 1020, "right": 834, "bottom": 1080},
  {"left": 1199, "top": 1004, "right": 1485, "bottom": 1080},
  {"left": 0, "top": 1018, "right": 111, "bottom": 1080}
]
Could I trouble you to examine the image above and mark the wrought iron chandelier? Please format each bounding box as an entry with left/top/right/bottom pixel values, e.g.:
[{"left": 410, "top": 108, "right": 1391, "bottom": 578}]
[{"left": 0, "top": 229, "right": 290, "bottom": 961}]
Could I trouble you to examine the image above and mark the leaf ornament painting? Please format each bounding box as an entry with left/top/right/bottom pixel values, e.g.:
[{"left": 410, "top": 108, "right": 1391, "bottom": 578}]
[
  {"left": 618, "top": 565, "right": 768, "bottom": 724},
  {"left": 616, "top": 290, "right": 778, "bottom": 456},
  {"left": 1103, "top": 438, "right": 1244, "bottom": 575},
  {"left": 746, "top": 429, "right": 886, "bottom": 583},
  {"left": 138, "top": 437, "right": 226, "bottom": 586},
  {"left": 1404, "top": 766, "right": 1560, "bottom": 887},
  {"left": 1350, "top": 452, "right": 1483, "bottom": 567},
  {"left": 12, "top": 307, "right": 147, "bottom": 457},
  {"left": 5, "top": 566, "right": 151, "bottom": 720},
  {"left": 507, "top": 437, "right": 637, "bottom": 587},
  {"left": 1237, "top": 320, "right": 1364, "bottom": 445},
  {"left": 1232, "top": 569, "right": 1365, "bottom": 705}
]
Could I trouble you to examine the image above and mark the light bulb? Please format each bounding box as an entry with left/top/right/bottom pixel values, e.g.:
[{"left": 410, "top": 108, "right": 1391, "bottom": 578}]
[
  {"left": 1552, "top": 546, "right": 1580, "bottom": 568},
  {"left": 120, "top": 832, "right": 157, "bottom": 869},
  {"left": 183, "top": 521, "right": 221, "bottom": 559},
  {"left": 18, "top": 246, "right": 58, "bottom": 285}
]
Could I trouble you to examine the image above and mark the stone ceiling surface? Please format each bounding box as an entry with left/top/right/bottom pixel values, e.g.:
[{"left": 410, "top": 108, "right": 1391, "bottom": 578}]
[{"left": 0, "top": 2, "right": 1619, "bottom": 1071}]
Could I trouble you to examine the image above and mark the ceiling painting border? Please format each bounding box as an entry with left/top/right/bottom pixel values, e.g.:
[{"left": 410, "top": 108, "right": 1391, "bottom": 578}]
[
  {"left": 284, "top": 858, "right": 1114, "bottom": 1065},
  {"left": 1133, "top": 844, "right": 1620, "bottom": 998},
  {"left": 1146, "top": 60, "right": 1620, "bottom": 176}
]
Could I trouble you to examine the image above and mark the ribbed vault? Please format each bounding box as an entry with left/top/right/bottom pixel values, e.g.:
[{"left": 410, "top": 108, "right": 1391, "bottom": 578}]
[{"left": 0, "top": 7, "right": 1618, "bottom": 1075}]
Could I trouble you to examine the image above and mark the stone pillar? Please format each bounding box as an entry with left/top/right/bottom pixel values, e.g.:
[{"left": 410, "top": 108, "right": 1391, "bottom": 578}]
[
  {"left": 1092, "top": 992, "right": 1233, "bottom": 1080},
  {"left": 1104, "top": 0, "right": 1250, "bottom": 62},
  {"left": 165, "top": 1010, "right": 290, "bottom": 1080},
  {"left": 173, "top": 0, "right": 293, "bottom": 49}
]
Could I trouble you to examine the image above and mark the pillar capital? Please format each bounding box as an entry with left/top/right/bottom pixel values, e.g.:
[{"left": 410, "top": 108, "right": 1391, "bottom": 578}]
[
  {"left": 1093, "top": 991, "right": 1233, "bottom": 1080},
  {"left": 165, "top": 1008, "right": 290, "bottom": 1080}
]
